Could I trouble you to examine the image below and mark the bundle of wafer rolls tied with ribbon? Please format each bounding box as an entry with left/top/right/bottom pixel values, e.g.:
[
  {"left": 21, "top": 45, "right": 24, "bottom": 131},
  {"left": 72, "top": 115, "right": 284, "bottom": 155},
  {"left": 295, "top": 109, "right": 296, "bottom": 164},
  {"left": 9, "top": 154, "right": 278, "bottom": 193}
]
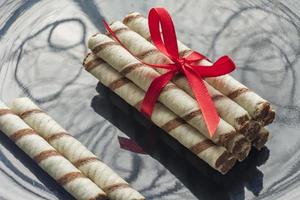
[
  {"left": 0, "top": 98, "right": 145, "bottom": 200},
  {"left": 84, "top": 7, "right": 275, "bottom": 175}
]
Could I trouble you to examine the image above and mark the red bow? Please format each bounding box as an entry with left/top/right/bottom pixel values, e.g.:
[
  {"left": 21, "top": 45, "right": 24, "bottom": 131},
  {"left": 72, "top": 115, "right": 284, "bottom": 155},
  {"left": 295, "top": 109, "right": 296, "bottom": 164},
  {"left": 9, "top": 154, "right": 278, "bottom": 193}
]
[{"left": 103, "top": 8, "right": 235, "bottom": 137}]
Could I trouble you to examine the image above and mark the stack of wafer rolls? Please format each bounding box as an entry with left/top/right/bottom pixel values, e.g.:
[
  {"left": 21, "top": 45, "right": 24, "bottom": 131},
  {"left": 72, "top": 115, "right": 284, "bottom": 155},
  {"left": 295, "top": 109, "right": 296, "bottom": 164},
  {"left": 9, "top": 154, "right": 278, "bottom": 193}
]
[
  {"left": 104, "top": 21, "right": 261, "bottom": 142},
  {"left": 122, "top": 12, "right": 275, "bottom": 125},
  {"left": 122, "top": 12, "right": 275, "bottom": 143},
  {"left": 83, "top": 53, "right": 236, "bottom": 174},
  {"left": 0, "top": 101, "right": 107, "bottom": 200},
  {"left": 87, "top": 33, "right": 252, "bottom": 161},
  {"left": 10, "top": 97, "right": 145, "bottom": 200},
  {"left": 81, "top": 11, "right": 275, "bottom": 173}
]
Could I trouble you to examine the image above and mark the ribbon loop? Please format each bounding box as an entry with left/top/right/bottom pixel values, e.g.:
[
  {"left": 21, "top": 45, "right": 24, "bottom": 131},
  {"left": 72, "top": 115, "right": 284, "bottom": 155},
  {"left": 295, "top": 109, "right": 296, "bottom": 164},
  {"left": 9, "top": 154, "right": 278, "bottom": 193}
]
[
  {"left": 103, "top": 7, "right": 236, "bottom": 137},
  {"left": 148, "top": 8, "right": 179, "bottom": 61}
]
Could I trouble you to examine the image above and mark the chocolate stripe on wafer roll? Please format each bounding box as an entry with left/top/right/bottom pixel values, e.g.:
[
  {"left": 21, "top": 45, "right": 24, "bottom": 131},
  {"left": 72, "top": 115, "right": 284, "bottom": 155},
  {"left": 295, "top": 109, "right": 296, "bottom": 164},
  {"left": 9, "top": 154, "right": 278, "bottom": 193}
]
[
  {"left": 0, "top": 101, "right": 107, "bottom": 200},
  {"left": 83, "top": 53, "right": 236, "bottom": 174},
  {"left": 105, "top": 183, "right": 131, "bottom": 194},
  {"left": 123, "top": 13, "right": 274, "bottom": 122},
  {"left": 228, "top": 88, "right": 249, "bottom": 99},
  {"left": 84, "top": 58, "right": 105, "bottom": 72},
  {"left": 108, "top": 77, "right": 130, "bottom": 90},
  {"left": 73, "top": 157, "right": 99, "bottom": 168},
  {"left": 119, "top": 63, "right": 144, "bottom": 76},
  {"left": 92, "top": 41, "right": 119, "bottom": 53},
  {"left": 9, "top": 128, "right": 37, "bottom": 142},
  {"left": 212, "top": 94, "right": 226, "bottom": 102},
  {"left": 123, "top": 12, "right": 144, "bottom": 25},
  {"left": 34, "top": 150, "right": 62, "bottom": 163},
  {"left": 106, "top": 27, "right": 130, "bottom": 36},
  {"left": 0, "top": 109, "right": 14, "bottom": 116},
  {"left": 161, "top": 117, "right": 185, "bottom": 132},
  {"left": 136, "top": 48, "right": 160, "bottom": 60},
  {"left": 189, "top": 139, "right": 214, "bottom": 155},
  {"left": 181, "top": 110, "right": 201, "bottom": 122},
  {"left": 57, "top": 172, "right": 85, "bottom": 185},
  {"left": 88, "top": 32, "right": 248, "bottom": 156},
  {"left": 20, "top": 108, "right": 43, "bottom": 119},
  {"left": 107, "top": 21, "right": 255, "bottom": 141},
  {"left": 46, "top": 132, "right": 72, "bottom": 143},
  {"left": 11, "top": 98, "right": 145, "bottom": 200}
]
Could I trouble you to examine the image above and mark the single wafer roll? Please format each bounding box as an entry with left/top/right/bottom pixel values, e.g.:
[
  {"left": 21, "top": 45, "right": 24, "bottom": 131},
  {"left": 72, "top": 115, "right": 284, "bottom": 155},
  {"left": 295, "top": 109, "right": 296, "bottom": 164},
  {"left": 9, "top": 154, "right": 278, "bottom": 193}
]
[
  {"left": 83, "top": 53, "right": 236, "bottom": 174},
  {"left": 253, "top": 127, "right": 269, "bottom": 150},
  {"left": 122, "top": 12, "right": 274, "bottom": 122},
  {"left": 10, "top": 98, "right": 145, "bottom": 200},
  {"left": 0, "top": 101, "right": 107, "bottom": 200},
  {"left": 105, "top": 21, "right": 260, "bottom": 141},
  {"left": 88, "top": 33, "right": 250, "bottom": 157}
]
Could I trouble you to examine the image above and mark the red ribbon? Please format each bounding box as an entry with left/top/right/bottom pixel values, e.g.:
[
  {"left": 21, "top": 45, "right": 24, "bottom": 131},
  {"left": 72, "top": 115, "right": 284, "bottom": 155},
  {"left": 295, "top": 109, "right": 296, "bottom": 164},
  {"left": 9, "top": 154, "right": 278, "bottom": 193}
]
[
  {"left": 103, "top": 7, "right": 236, "bottom": 137},
  {"left": 118, "top": 136, "right": 146, "bottom": 154}
]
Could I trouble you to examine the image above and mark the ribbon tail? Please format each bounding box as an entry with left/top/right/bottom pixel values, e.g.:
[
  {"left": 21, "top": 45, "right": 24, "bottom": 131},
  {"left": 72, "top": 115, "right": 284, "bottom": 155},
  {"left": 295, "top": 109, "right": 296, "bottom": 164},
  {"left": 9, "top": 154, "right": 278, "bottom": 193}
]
[
  {"left": 183, "top": 67, "right": 220, "bottom": 137},
  {"left": 141, "top": 70, "right": 176, "bottom": 117},
  {"left": 191, "top": 56, "right": 236, "bottom": 77},
  {"left": 118, "top": 136, "right": 146, "bottom": 154}
]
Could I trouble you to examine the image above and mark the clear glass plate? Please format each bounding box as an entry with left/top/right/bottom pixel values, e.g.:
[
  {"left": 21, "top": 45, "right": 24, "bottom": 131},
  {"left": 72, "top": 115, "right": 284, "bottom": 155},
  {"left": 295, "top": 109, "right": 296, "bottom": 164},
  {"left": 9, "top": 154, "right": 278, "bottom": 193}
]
[{"left": 0, "top": 1, "right": 298, "bottom": 199}]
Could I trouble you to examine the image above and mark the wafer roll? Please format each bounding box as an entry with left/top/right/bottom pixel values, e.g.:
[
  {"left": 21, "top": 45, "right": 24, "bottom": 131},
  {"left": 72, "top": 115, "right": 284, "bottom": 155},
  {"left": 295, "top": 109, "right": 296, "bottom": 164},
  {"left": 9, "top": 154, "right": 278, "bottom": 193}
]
[
  {"left": 123, "top": 12, "right": 274, "bottom": 122},
  {"left": 10, "top": 98, "right": 145, "bottom": 200},
  {"left": 0, "top": 101, "right": 107, "bottom": 200},
  {"left": 262, "top": 109, "right": 275, "bottom": 126},
  {"left": 88, "top": 33, "right": 250, "bottom": 157},
  {"left": 105, "top": 21, "right": 260, "bottom": 141},
  {"left": 253, "top": 128, "right": 269, "bottom": 150},
  {"left": 84, "top": 53, "right": 236, "bottom": 173}
]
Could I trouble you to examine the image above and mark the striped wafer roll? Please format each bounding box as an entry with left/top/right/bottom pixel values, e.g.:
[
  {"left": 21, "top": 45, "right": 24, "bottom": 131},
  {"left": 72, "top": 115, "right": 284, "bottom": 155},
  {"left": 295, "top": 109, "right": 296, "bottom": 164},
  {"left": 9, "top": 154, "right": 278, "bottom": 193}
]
[
  {"left": 88, "top": 33, "right": 250, "bottom": 157},
  {"left": 122, "top": 12, "right": 274, "bottom": 122},
  {"left": 105, "top": 21, "right": 260, "bottom": 141},
  {"left": 0, "top": 101, "right": 107, "bottom": 200},
  {"left": 83, "top": 53, "right": 236, "bottom": 173},
  {"left": 253, "top": 128, "right": 269, "bottom": 150},
  {"left": 10, "top": 98, "right": 145, "bottom": 200}
]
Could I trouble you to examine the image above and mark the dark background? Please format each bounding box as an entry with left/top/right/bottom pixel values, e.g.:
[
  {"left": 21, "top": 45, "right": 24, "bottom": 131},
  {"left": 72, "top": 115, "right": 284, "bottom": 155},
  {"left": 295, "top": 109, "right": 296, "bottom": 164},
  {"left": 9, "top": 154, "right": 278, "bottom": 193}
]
[{"left": 0, "top": 0, "right": 299, "bottom": 200}]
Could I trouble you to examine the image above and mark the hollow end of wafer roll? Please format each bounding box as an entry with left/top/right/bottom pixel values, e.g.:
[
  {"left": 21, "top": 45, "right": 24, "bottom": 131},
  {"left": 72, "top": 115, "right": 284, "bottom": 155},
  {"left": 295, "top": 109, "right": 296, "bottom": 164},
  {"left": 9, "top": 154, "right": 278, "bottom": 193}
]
[
  {"left": 254, "top": 130, "right": 269, "bottom": 150},
  {"left": 216, "top": 130, "right": 236, "bottom": 147},
  {"left": 83, "top": 52, "right": 92, "bottom": 66},
  {"left": 262, "top": 109, "right": 275, "bottom": 126},
  {"left": 254, "top": 102, "right": 270, "bottom": 121},
  {"left": 236, "top": 142, "right": 251, "bottom": 161},
  {"left": 226, "top": 134, "right": 250, "bottom": 157},
  {"left": 235, "top": 114, "right": 254, "bottom": 139},
  {"left": 244, "top": 120, "right": 261, "bottom": 141},
  {"left": 238, "top": 120, "right": 250, "bottom": 136},
  {"left": 215, "top": 152, "right": 237, "bottom": 174}
]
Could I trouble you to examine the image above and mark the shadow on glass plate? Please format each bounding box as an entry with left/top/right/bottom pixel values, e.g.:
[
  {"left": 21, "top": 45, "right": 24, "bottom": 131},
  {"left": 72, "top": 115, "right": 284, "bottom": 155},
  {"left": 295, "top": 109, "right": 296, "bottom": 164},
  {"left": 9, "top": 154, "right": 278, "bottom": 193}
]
[{"left": 91, "top": 82, "right": 270, "bottom": 200}]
